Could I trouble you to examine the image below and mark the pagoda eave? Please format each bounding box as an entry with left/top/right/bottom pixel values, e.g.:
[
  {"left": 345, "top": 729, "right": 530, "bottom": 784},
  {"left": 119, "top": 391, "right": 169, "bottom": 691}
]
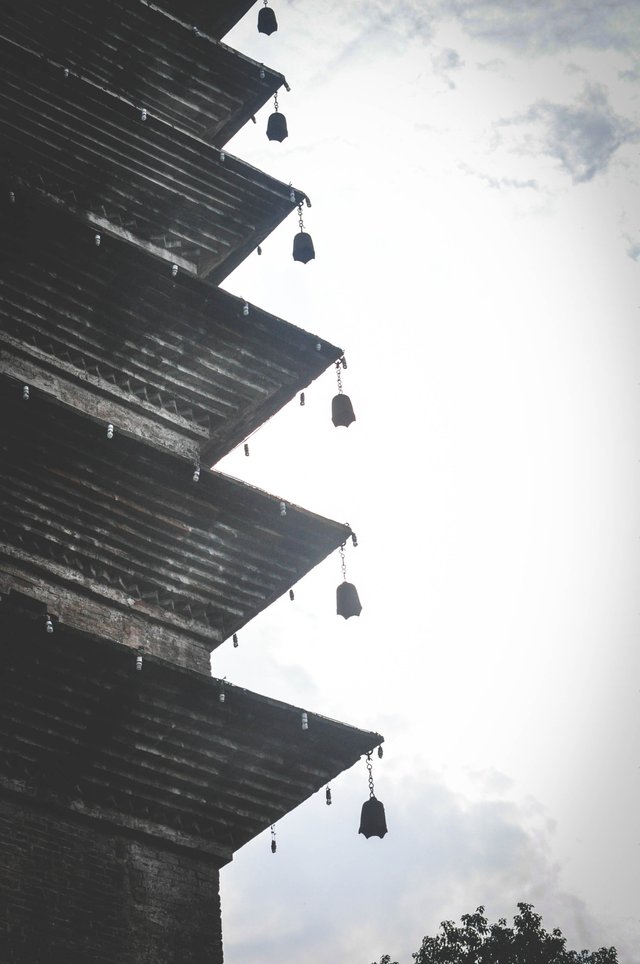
[
  {"left": 0, "top": 605, "right": 382, "bottom": 864},
  {"left": 2, "top": 2, "right": 285, "bottom": 147},
  {"left": 0, "top": 38, "right": 302, "bottom": 279},
  {"left": 0, "top": 378, "right": 352, "bottom": 669},
  {"left": 1, "top": 195, "right": 341, "bottom": 465}
]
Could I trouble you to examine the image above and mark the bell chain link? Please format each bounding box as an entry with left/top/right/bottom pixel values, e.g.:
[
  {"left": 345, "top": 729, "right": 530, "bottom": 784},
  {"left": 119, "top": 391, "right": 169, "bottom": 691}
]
[
  {"left": 339, "top": 542, "right": 347, "bottom": 581},
  {"left": 297, "top": 202, "right": 305, "bottom": 231},
  {"left": 366, "top": 751, "right": 375, "bottom": 798},
  {"left": 335, "top": 359, "right": 344, "bottom": 394}
]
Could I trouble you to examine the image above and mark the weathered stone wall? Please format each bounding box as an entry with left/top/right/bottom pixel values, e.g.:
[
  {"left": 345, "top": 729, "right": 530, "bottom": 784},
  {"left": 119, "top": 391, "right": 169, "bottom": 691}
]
[{"left": 0, "top": 793, "right": 223, "bottom": 964}]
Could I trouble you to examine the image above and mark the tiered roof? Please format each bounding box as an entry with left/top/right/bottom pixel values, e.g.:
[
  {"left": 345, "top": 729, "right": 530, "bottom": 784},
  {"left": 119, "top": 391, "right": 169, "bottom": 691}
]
[{"left": 0, "top": 0, "right": 381, "bottom": 879}]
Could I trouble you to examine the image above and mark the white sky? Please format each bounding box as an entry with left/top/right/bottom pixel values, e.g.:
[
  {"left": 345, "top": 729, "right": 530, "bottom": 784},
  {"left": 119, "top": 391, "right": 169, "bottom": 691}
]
[{"left": 209, "top": 2, "right": 640, "bottom": 960}]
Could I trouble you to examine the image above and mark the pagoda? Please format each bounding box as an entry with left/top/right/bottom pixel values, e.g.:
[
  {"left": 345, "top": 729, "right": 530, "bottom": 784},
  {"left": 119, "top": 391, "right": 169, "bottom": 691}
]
[{"left": 0, "top": 2, "right": 383, "bottom": 962}]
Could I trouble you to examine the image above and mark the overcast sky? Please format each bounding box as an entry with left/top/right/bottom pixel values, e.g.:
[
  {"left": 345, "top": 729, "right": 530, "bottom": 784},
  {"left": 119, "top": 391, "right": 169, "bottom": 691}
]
[{"left": 209, "top": 2, "right": 640, "bottom": 961}]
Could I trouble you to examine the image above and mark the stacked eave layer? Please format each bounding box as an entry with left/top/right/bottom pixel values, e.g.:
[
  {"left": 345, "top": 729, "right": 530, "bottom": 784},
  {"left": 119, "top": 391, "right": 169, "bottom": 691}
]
[
  {"left": 0, "top": 604, "right": 383, "bottom": 865},
  {"left": 0, "top": 380, "right": 351, "bottom": 672},
  {"left": 2, "top": 1, "right": 285, "bottom": 146},
  {"left": 0, "top": 196, "right": 341, "bottom": 464},
  {"left": 0, "top": 36, "right": 303, "bottom": 279}
]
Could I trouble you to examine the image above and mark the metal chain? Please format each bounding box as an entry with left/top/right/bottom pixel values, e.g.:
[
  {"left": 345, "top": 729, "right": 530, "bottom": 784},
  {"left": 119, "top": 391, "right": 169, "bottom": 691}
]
[
  {"left": 273, "top": 90, "right": 279, "bottom": 112},
  {"left": 366, "top": 751, "right": 375, "bottom": 798},
  {"left": 335, "top": 359, "right": 343, "bottom": 394},
  {"left": 339, "top": 542, "right": 347, "bottom": 580},
  {"left": 297, "top": 202, "right": 305, "bottom": 231}
]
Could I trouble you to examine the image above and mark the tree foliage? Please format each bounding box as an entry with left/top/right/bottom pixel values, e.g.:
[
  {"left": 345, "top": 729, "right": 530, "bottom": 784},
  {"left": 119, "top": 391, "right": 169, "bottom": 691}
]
[{"left": 374, "top": 904, "right": 617, "bottom": 964}]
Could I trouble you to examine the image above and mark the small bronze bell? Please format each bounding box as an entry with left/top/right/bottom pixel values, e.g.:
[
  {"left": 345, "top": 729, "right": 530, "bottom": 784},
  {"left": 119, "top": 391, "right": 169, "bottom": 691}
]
[
  {"left": 258, "top": 6, "right": 278, "bottom": 34},
  {"left": 359, "top": 796, "right": 388, "bottom": 838},
  {"left": 266, "top": 112, "right": 288, "bottom": 142},
  {"left": 293, "top": 231, "right": 315, "bottom": 263},
  {"left": 332, "top": 393, "right": 356, "bottom": 428},
  {"left": 337, "top": 580, "right": 362, "bottom": 619}
]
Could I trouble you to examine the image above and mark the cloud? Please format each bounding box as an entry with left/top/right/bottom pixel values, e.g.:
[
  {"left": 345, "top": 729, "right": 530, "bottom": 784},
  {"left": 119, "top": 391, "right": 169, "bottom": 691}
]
[
  {"left": 437, "top": 0, "right": 640, "bottom": 54},
  {"left": 220, "top": 769, "right": 617, "bottom": 964},
  {"left": 431, "top": 47, "right": 465, "bottom": 88},
  {"left": 625, "top": 239, "right": 640, "bottom": 261},
  {"left": 496, "top": 84, "right": 639, "bottom": 183},
  {"left": 460, "top": 162, "right": 539, "bottom": 191}
]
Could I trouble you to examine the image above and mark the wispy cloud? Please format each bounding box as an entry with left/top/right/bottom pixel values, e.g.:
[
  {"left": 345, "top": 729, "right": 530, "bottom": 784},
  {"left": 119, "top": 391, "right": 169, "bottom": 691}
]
[
  {"left": 625, "top": 239, "right": 640, "bottom": 260},
  {"left": 437, "top": 0, "right": 640, "bottom": 53},
  {"left": 460, "top": 162, "right": 539, "bottom": 191},
  {"left": 431, "top": 47, "right": 465, "bottom": 88},
  {"left": 496, "top": 84, "right": 639, "bottom": 182}
]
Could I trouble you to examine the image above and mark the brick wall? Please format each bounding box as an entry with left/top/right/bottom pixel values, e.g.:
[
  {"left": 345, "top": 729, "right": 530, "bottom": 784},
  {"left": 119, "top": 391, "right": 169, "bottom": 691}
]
[{"left": 0, "top": 794, "right": 224, "bottom": 964}]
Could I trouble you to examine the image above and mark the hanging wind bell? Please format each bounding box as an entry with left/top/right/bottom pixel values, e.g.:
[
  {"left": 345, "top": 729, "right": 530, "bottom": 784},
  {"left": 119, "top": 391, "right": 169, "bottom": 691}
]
[
  {"left": 358, "top": 751, "right": 388, "bottom": 839},
  {"left": 331, "top": 357, "right": 356, "bottom": 428},
  {"left": 258, "top": 0, "right": 278, "bottom": 34},
  {"left": 336, "top": 541, "right": 362, "bottom": 619},
  {"left": 293, "top": 202, "right": 315, "bottom": 264},
  {"left": 266, "top": 90, "right": 288, "bottom": 141}
]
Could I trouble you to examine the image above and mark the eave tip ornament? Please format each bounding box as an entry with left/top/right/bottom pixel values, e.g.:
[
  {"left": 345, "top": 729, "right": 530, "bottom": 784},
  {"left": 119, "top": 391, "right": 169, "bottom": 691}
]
[
  {"left": 359, "top": 752, "right": 388, "bottom": 839},
  {"left": 258, "top": 0, "right": 278, "bottom": 35},
  {"left": 336, "top": 541, "right": 362, "bottom": 618}
]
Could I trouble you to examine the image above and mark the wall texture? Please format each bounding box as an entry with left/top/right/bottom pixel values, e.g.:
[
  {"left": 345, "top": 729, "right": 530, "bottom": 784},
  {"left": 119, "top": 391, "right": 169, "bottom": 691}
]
[{"left": 0, "top": 794, "right": 223, "bottom": 964}]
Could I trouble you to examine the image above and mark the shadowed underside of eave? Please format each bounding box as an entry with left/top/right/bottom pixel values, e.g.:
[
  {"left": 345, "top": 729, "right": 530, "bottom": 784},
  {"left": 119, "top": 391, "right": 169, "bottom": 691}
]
[
  {"left": 157, "top": 0, "right": 258, "bottom": 40},
  {"left": 0, "top": 607, "right": 382, "bottom": 864},
  {"left": 1, "top": 1, "right": 284, "bottom": 146},
  {"left": 0, "top": 378, "right": 351, "bottom": 659},
  {"left": 0, "top": 196, "right": 342, "bottom": 465},
  {"left": 0, "top": 38, "right": 303, "bottom": 280}
]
